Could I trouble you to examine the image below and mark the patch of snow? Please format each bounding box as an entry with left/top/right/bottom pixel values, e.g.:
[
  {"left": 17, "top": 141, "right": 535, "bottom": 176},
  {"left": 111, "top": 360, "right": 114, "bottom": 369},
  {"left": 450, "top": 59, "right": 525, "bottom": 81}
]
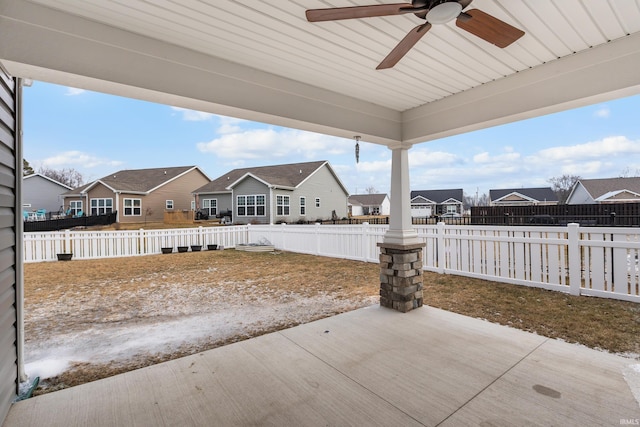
[
  {"left": 623, "top": 364, "right": 640, "bottom": 409},
  {"left": 24, "top": 294, "right": 377, "bottom": 380}
]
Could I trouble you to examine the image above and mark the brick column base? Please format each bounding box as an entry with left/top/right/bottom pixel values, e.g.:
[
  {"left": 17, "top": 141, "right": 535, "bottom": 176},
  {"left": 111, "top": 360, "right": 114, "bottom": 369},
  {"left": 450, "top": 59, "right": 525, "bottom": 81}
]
[{"left": 378, "top": 242, "right": 424, "bottom": 313}]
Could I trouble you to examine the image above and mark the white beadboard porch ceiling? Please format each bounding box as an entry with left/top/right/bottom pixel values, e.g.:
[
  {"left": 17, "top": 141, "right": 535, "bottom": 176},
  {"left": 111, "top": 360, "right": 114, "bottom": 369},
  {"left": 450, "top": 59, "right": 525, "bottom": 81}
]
[{"left": 2, "top": 0, "right": 640, "bottom": 146}]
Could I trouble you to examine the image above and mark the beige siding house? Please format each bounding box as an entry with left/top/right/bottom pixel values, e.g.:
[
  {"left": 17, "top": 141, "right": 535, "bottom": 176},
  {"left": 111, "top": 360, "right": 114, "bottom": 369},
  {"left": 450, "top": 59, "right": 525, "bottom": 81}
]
[
  {"left": 489, "top": 187, "right": 558, "bottom": 206},
  {"left": 193, "top": 161, "right": 349, "bottom": 224},
  {"left": 62, "top": 166, "right": 210, "bottom": 223}
]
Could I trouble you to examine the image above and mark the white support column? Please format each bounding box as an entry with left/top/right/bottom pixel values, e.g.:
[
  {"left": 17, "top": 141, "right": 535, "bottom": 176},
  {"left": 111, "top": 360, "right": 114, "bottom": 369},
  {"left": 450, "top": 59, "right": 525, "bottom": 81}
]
[{"left": 384, "top": 145, "right": 421, "bottom": 246}]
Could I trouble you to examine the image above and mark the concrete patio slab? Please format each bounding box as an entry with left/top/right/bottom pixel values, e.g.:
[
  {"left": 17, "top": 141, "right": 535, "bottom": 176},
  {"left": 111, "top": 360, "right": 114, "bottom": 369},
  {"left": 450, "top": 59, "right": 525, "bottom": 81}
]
[{"left": 4, "top": 306, "right": 639, "bottom": 426}]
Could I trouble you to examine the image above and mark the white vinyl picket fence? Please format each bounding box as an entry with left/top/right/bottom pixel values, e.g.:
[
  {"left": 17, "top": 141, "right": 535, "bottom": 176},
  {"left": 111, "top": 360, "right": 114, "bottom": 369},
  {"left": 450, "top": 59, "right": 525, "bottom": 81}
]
[{"left": 24, "top": 223, "right": 640, "bottom": 303}]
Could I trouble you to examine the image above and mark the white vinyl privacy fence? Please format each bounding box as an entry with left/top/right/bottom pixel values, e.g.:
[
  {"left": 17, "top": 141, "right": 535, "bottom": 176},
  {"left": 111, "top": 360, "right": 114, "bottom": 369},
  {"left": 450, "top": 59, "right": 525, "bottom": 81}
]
[
  {"left": 23, "top": 226, "right": 248, "bottom": 262},
  {"left": 24, "top": 223, "right": 639, "bottom": 302}
]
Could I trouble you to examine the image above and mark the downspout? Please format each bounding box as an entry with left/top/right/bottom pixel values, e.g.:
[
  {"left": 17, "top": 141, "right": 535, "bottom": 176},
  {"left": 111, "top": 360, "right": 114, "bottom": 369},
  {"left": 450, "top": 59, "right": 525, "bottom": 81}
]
[
  {"left": 115, "top": 191, "right": 120, "bottom": 222},
  {"left": 15, "top": 78, "right": 26, "bottom": 382},
  {"left": 269, "top": 186, "right": 274, "bottom": 224}
]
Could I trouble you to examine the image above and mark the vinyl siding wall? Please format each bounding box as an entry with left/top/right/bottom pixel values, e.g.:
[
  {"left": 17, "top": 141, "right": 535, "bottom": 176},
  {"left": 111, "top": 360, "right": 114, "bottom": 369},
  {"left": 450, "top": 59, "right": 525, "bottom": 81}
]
[
  {"left": 0, "top": 67, "right": 18, "bottom": 424},
  {"left": 134, "top": 169, "right": 209, "bottom": 223},
  {"left": 288, "top": 165, "right": 348, "bottom": 222},
  {"left": 232, "top": 177, "right": 270, "bottom": 224},
  {"left": 22, "top": 176, "right": 67, "bottom": 213}
]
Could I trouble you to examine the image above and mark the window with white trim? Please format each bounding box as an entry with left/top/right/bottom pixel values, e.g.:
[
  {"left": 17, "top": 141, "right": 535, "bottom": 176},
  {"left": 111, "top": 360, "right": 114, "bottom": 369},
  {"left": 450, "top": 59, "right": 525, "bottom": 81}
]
[
  {"left": 300, "top": 196, "right": 306, "bottom": 216},
  {"left": 237, "top": 194, "right": 266, "bottom": 217},
  {"left": 70, "top": 200, "right": 82, "bottom": 216},
  {"left": 277, "top": 195, "right": 290, "bottom": 216},
  {"left": 90, "top": 198, "right": 113, "bottom": 215},
  {"left": 202, "top": 199, "right": 217, "bottom": 216},
  {"left": 123, "top": 198, "right": 141, "bottom": 216},
  {"left": 166, "top": 200, "right": 174, "bottom": 210},
  {"left": 315, "top": 197, "right": 320, "bottom": 208}
]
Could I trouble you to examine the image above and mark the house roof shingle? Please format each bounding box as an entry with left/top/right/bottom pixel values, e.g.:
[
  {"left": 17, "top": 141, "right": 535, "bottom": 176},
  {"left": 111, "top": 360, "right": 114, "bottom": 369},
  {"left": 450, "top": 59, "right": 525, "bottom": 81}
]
[
  {"left": 577, "top": 177, "right": 640, "bottom": 199},
  {"left": 64, "top": 166, "right": 201, "bottom": 195},
  {"left": 193, "top": 161, "right": 340, "bottom": 194},
  {"left": 410, "top": 189, "right": 463, "bottom": 204},
  {"left": 489, "top": 187, "right": 558, "bottom": 203},
  {"left": 348, "top": 194, "right": 387, "bottom": 206}
]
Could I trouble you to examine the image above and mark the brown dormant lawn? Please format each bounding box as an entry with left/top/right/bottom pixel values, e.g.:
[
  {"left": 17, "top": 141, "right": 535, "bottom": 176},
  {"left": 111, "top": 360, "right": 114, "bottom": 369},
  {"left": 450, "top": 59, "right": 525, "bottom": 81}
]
[{"left": 24, "top": 249, "right": 640, "bottom": 394}]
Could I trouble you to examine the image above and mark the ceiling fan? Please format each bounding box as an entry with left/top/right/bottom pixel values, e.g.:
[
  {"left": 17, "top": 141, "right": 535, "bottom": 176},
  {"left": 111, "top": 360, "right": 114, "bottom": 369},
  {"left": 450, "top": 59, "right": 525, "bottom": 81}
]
[{"left": 305, "top": 0, "right": 524, "bottom": 70}]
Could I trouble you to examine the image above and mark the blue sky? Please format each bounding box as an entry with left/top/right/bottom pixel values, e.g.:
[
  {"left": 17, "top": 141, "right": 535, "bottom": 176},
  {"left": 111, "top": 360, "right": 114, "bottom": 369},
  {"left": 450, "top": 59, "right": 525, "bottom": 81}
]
[{"left": 23, "top": 81, "right": 640, "bottom": 198}]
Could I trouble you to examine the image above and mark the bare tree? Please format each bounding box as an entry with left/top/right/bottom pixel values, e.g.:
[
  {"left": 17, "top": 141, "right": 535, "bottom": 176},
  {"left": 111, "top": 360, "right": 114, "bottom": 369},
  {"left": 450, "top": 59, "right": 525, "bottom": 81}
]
[
  {"left": 23, "top": 159, "right": 35, "bottom": 176},
  {"left": 548, "top": 174, "right": 581, "bottom": 204},
  {"left": 365, "top": 185, "right": 378, "bottom": 194},
  {"left": 38, "top": 166, "right": 85, "bottom": 188},
  {"left": 463, "top": 192, "right": 490, "bottom": 209},
  {"left": 619, "top": 166, "right": 640, "bottom": 178}
]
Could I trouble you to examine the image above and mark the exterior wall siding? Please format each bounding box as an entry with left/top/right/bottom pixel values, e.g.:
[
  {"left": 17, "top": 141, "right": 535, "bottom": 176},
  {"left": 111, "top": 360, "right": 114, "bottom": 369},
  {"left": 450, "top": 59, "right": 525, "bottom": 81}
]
[
  {"left": 232, "top": 177, "right": 270, "bottom": 224},
  {"left": 290, "top": 165, "right": 348, "bottom": 223},
  {"left": 22, "top": 175, "right": 67, "bottom": 213},
  {"left": 138, "top": 169, "right": 209, "bottom": 223},
  {"left": 195, "top": 192, "right": 232, "bottom": 219},
  {"left": 0, "top": 67, "right": 18, "bottom": 424},
  {"left": 567, "top": 184, "right": 594, "bottom": 205}
]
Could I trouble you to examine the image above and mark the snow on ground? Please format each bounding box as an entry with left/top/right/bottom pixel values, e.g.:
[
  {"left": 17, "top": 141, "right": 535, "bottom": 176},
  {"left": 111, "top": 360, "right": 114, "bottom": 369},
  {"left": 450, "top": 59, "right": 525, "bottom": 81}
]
[{"left": 24, "top": 293, "right": 377, "bottom": 380}]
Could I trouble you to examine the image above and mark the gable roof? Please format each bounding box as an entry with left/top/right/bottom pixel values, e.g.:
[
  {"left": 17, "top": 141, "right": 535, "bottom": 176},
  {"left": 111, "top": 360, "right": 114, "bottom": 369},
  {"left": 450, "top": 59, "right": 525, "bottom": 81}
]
[
  {"left": 573, "top": 177, "right": 640, "bottom": 200},
  {"left": 490, "top": 187, "right": 558, "bottom": 203},
  {"left": 410, "top": 189, "right": 463, "bottom": 204},
  {"left": 64, "top": 166, "right": 207, "bottom": 195},
  {"left": 23, "top": 173, "right": 73, "bottom": 190},
  {"left": 348, "top": 194, "right": 388, "bottom": 206},
  {"left": 193, "top": 161, "right": 348, "bottom": 195}
]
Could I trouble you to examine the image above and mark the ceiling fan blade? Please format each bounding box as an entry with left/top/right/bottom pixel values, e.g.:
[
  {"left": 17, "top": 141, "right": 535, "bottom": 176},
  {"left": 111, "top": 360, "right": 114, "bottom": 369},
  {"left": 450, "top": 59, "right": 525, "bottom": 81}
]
[
  {"left": 455, "top": 9, "right": 524, "bottom": 48},
  {"left": 306, "top": 4, "right": 417, "bottom": 22},
  {"left": 377, "top": 23, "right": 432, "bottom": 70}
]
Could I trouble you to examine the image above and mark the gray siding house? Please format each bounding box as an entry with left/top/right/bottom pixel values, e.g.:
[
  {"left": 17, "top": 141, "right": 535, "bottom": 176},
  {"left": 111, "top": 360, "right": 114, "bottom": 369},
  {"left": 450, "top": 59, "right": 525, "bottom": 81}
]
[
  {"left": 193, "top": 161, "right": 349, "bottom": 224},
  {"left": 567, "top": 177, "right": 640, "bottom": 204},
  {"left": 410, "top": 189, "right": 464, "bottom": 217},
  {"left": 22, "top": 173, "right": 72, "bottom": 215}
]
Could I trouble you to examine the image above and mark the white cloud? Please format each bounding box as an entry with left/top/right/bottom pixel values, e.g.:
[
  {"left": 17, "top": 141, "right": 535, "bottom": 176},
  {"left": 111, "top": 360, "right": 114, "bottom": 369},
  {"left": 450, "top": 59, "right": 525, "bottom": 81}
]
[
  {"left": 40, "top": 151, "right": 124, "bottom": 169},
  {"left": 65, "top": 87, "right": 86, "bottom": 96},
  {"left": 593, "top": 106, "right": 610, "bottom": 118},
  {"left": 533, "top": 136, "right": 640, "bottom": 162},
  {"left": 473, "top": 151, "right": 521, "bottom": 164},
  {"left": 197, "top": 128, "right": 349, "bottom": 160},
  {"left": 170, "top": 106, "right": 214, "bottom": 122},
  {"left": 217, "top": 116, "right": 246, "bottom": 134},
  {"left": 409, "top": 149, "right": 460, "bottom": 167}
]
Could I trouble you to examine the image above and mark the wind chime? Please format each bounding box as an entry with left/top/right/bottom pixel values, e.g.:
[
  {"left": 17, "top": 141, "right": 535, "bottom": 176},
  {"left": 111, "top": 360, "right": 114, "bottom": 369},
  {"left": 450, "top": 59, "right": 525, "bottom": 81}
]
[{"left": 354, "top": 135, "right": 361, "bottom": 163}]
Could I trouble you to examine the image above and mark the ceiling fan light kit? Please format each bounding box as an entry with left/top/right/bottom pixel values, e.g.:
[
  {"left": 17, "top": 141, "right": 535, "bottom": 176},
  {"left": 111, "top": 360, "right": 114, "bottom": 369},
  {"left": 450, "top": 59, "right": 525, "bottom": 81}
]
[
  {"left": 426, "top": 2, "right": 462, "bottom": 24},
  {"left": 306, "top": 0, "right": 524, "bottom": 69}
]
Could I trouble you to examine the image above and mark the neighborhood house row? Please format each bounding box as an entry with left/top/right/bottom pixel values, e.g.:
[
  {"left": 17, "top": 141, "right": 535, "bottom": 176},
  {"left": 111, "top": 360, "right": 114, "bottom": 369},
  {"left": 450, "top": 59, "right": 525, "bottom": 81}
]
[{"left": 23, "top": 162, "right": 640, "bottom": 224}]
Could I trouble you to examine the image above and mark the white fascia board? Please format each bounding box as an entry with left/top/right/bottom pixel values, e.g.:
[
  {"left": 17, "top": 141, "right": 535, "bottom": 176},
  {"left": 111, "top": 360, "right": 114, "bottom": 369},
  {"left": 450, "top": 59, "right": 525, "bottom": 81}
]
[
  {"left": 441, "top": 197, "right": 463, "bottom": 204},
  {"left": 494, "top": 192, "right": 535, "bottom": 203},
  {"left": 402, "top": 32, "right": 640, "bottom": 146},
  {"left": 82, "top": 180, "right": 117, "bottom": 194},
  {"left": 0, "top": 1, "right": 401, "bottom": 146},
  {"left": 226, "top": 173, "right": 273, "bottom": 190},
  {"left": 410, "top": 196, "right": 435, "bottom": 204},
  {"left": 24, "top": 173, "right": 73, "bottom": 190}
]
